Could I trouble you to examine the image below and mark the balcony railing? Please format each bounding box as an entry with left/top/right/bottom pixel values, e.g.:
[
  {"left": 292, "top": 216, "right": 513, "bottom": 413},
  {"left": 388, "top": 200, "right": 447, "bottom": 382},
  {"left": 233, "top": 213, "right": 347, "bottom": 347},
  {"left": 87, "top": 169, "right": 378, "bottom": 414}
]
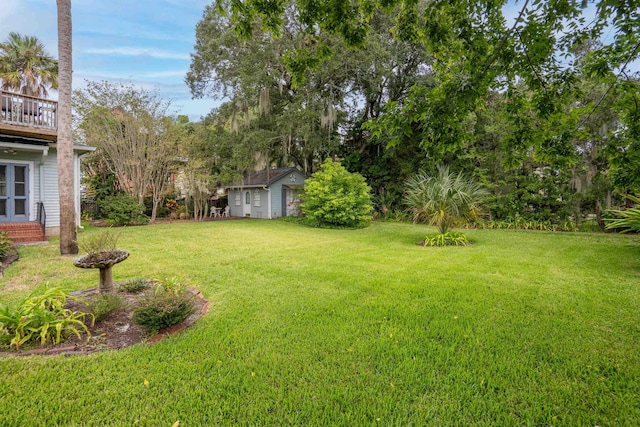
[{"left": 0, "top": 91, "right": 58, "bottom": 131}]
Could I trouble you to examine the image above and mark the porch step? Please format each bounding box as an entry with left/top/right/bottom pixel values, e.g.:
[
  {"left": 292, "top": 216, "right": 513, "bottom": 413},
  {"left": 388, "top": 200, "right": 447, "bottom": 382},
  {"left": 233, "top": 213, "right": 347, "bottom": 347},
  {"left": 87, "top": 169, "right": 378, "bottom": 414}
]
[{"left": 0, "top": 222, "right": 46, "bottom": 244}]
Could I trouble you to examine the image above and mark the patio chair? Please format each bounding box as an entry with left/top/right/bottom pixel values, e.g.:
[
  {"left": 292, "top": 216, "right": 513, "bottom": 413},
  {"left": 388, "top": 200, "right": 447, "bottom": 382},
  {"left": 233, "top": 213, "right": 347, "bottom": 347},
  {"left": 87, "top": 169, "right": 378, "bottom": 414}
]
[
  {"left": 209, "top": 206, "right": 220, "bottom": 217},
  {"left": 222, "top": 206, "right": 230, "bottom": 217}
]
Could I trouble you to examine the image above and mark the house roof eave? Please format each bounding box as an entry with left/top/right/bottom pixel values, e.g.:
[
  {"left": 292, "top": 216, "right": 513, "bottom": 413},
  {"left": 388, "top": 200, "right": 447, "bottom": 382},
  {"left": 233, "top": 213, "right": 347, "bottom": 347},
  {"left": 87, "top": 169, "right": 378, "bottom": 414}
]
[
  {"left": 225, "top": 184, "right": 269, "bottom": 190},
  {"left": 48, "top": 142, "right": 97, "bottom": 155},
  {"left": 0, "top": 140, "right": 49, "bottom": 164},
  {"left": 226, "top": 167, "right": 307, "bottom": 189}
]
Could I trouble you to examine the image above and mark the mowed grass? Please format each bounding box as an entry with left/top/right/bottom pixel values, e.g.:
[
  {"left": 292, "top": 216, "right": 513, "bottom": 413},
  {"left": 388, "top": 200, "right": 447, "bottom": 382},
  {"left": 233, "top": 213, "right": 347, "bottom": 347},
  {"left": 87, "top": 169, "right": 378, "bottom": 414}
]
[{"left": 1, "top": 220, "right": 639, "bottom": 426}]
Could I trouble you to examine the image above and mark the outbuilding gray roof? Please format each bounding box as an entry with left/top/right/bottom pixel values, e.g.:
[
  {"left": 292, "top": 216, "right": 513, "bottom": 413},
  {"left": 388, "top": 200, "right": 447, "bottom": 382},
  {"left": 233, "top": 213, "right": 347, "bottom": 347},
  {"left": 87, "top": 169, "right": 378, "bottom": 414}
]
[{"left": 227, "top": 167, "right": 304, "bottom": 188}]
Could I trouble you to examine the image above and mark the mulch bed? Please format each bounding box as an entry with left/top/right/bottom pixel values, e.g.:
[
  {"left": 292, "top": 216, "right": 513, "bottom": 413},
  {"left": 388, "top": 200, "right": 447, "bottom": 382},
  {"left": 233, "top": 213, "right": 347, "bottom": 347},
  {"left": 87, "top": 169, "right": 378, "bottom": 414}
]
[{"left": 0, "top": 287, "right": 208, "bottom": 357}]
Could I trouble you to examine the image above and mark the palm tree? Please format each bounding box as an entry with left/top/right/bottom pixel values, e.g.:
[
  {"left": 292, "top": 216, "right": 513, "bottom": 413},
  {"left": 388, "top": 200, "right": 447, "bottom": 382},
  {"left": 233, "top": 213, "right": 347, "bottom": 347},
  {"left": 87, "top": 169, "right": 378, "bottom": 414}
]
[
  {"left": 404, "top": 165, "right": 487, "bottom": 234},
  {"left": 57, "top": 0, "right": 78, "bottom": 255},
  {"left": 0, "top": 32, "right": 58, "bottom": 97}
]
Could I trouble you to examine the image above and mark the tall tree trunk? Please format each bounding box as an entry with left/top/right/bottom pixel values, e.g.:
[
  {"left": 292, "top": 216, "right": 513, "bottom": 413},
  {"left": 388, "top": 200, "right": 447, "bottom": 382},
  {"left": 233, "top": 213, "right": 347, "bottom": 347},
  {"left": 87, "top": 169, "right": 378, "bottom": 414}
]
[
  {"left": 151, "top": 197, "right": 159, "bottom": 222},
  {"left": 57, "top": 0, "right": 78, "bottom": 255},
  {"left": 595, "top": 200, "right": 605, "bottom": 230}
]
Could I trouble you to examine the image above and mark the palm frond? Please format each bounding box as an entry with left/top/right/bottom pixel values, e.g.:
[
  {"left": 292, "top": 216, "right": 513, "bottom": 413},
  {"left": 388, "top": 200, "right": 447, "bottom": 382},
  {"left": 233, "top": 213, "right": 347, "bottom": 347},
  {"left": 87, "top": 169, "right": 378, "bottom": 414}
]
[
  {"left": 605, "top": 195, "right": 640, "bottom": 233},
  {"left": 404, "top": 165, "right": 488, "bottom": 234}
]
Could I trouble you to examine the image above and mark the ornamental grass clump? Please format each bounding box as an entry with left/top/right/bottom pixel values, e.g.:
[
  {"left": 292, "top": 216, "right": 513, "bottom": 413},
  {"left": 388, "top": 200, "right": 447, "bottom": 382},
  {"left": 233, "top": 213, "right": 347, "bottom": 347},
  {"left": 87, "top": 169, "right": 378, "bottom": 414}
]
[
  {"left": 423, "top": 230, "right": 469, "bottom": 247},
  {"left": 78, "top": 228, "right": 121, "bottom": 256},
  {"left": 117, "top": 277, "right": 149, "bottom": 294}
]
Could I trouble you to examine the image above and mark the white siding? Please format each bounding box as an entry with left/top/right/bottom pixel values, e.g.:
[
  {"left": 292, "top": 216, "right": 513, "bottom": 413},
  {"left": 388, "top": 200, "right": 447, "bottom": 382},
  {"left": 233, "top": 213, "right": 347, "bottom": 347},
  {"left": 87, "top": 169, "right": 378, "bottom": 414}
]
[
  {"left": 0, "top": 143, "right": 87, "bottom": 233},
  {"left": 42, "top": 150, "right": 60, "bottom": 228},
  {"left": 74, "top": 153, "right": 82, "bottom": 226}
]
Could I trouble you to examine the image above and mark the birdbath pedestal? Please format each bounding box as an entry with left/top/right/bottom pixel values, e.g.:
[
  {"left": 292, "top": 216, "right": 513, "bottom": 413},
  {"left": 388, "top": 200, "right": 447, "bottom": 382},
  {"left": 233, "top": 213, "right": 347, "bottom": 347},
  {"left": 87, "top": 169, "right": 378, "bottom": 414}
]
[{"left": 73, "top": 250, "right": 130, "bottom": 292}]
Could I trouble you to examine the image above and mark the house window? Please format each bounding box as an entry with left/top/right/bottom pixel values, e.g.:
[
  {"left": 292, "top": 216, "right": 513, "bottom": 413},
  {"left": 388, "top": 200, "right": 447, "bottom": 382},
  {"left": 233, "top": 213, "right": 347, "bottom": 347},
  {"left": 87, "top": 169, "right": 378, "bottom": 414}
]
[
  {"left": 245, "top": 191, "right": 250, "bottom": 204},
  {"left": 254, "top": 190, "right": 261, "bottom": 207},
  {"left": 235, "top": 192, "right": 241, "bottom": 206}
]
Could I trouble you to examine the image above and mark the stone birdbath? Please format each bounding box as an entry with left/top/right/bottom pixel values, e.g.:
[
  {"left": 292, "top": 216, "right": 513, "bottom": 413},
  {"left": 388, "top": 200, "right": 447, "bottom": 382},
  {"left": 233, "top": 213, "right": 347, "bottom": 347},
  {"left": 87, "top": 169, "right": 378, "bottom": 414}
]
[{"left": 73, "top": 250, "right": 130, "bottom": 292}]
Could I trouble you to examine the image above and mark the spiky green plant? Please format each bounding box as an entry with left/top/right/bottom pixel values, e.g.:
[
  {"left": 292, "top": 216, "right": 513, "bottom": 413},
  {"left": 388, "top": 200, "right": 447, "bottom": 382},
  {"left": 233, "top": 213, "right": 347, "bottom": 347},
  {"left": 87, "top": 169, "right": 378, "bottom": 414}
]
[
  {"left": 404, "top": 165, "right": 488, "bottom": 234},
  {"left": 117, "top": 277, "right": 149, "bottom": 294},
  {"left": 0, "top": 285, "right": 91, "bottom": 349},
  {"left": 423, "top": 231, "right": 470, "bottom": 247},
  {"left": 605, "top": 194, "right": 640, "bottom": 233}
]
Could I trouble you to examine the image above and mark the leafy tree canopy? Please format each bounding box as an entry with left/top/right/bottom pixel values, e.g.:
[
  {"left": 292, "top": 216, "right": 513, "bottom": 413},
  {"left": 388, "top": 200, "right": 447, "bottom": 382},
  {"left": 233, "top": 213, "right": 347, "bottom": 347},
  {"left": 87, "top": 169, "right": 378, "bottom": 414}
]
[
  {"left": 74, "top": 81, "right": 181, "bottom": 221},
  {"left": 219, "top": 0, "right": 639, "bottom": 124}
]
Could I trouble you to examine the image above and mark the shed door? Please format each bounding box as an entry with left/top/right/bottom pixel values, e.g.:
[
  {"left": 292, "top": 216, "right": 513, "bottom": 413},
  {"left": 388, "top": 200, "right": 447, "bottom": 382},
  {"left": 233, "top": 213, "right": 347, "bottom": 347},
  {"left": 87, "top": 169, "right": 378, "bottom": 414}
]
[
  {"left": 0, "top": 164, "right": 29, "bottom": 223},
  {"left": 282, "top": 186, "right": 300, "bottom": 217},
  {"left": 243, "top": 191, "right": 251, "bottom": 216}
]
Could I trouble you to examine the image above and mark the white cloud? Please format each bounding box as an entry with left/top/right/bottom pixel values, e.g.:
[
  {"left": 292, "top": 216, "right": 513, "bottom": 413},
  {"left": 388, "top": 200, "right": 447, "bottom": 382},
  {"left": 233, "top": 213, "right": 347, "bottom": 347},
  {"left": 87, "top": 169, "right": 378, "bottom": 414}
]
[
  {"left": 143, "top": 70, "right": 189, "bottom": 78},
  {"left": 74, "top": 69, "right": 188, "bottom": 80},
  {"left": 85, "top": 47, "right": 190, "bottom": 60}
]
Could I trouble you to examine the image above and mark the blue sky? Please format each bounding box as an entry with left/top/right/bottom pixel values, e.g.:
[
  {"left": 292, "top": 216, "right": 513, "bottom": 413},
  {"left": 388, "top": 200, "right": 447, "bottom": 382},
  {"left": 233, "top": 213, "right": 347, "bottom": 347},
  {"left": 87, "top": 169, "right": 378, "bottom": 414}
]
[{"left": 1, "top": 0, "right": 217, "bottom": 120}]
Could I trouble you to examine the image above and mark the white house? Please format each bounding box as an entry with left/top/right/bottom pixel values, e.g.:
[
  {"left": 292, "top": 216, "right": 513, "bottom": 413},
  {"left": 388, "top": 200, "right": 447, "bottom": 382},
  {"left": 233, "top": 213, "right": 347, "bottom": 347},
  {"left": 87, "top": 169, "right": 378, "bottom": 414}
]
[{"left": 0, "top": 91, "right": 94, "bottom": 242}]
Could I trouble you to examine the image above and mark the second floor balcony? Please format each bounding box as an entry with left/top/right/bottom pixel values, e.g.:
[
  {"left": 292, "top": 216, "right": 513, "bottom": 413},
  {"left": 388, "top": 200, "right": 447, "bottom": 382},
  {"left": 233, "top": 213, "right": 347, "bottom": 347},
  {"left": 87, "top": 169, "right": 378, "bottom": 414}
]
[{"left": 0, "top": 91, "right": 58, "bottom": 141}]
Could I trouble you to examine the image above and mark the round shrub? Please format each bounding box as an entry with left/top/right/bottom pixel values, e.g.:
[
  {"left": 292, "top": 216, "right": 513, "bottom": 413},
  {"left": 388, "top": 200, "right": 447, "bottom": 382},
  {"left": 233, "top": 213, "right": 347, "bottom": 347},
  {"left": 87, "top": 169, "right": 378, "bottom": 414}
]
[
  {"left": 132, "top": 291, "right": 195, "bottom": 333},
  {"left": 301, "top": 159, "right": 373, "bottom": 228},
  {"left": 98, "top": 194, "right": 147, "bottom": 226}
]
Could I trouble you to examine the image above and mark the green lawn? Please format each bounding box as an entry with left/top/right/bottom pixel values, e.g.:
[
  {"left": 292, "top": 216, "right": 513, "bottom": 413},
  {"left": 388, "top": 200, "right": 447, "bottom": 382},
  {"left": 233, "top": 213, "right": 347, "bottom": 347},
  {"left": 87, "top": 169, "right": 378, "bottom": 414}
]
[{"left": 1, "top": 221, "right": 639, "bottom": 426}]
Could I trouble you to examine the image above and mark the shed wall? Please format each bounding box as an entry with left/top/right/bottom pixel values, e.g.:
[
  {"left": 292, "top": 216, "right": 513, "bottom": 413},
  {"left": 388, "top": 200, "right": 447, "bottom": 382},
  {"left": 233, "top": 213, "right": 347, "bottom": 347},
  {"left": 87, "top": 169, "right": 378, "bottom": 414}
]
[
  {"left": 226, "top": 169, "right": 306, "bottom": 219},
  {"left": 228, "top": 189, "right": 242, "bottom": 217},
  {"left": 250, "top": 188, "right": 269, "bottom": 218},
  {"left": 269, "top": 170, "right": 306, "bottom": 218}
]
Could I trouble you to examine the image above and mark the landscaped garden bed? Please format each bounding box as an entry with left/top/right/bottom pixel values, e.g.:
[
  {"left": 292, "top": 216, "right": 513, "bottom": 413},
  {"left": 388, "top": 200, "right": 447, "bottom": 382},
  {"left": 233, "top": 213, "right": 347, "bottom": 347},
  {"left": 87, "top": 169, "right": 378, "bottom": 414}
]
[
  {"left": 0, "top": 281, "right": 208, "bottom": 356},
  {"left": 0, "top": 284, "right": 208, "bottom": 356}
]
